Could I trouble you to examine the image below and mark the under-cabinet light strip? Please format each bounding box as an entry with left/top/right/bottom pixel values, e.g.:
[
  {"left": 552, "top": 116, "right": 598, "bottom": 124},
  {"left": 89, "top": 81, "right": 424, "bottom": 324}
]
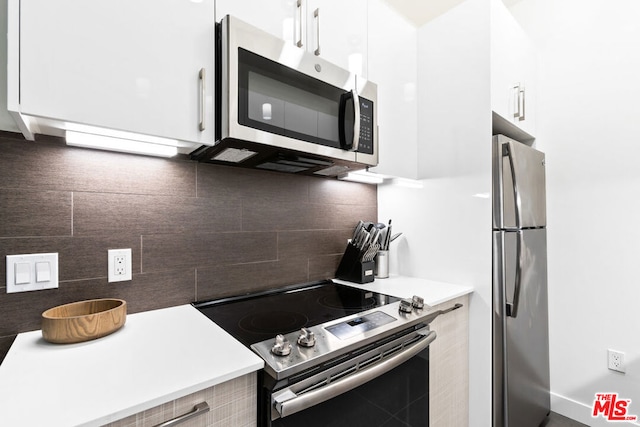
[
  {"left": 65, "top": 131, "right": 178, "bottom": 158},
  {"left": 338, "top": 171, "right": 385, "bottom": 184}
]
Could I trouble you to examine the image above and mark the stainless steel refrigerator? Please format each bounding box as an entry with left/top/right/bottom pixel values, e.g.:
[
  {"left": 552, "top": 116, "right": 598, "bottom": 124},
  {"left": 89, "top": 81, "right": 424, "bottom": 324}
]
[{"left": 492, "top": 134, "right": 550, "bottom": 427}]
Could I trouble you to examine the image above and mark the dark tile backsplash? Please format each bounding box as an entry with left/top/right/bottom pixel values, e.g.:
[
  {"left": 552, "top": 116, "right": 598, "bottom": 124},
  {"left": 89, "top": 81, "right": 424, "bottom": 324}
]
[{"left": 0, "top": 132, "right": 377, "bottom": 363}]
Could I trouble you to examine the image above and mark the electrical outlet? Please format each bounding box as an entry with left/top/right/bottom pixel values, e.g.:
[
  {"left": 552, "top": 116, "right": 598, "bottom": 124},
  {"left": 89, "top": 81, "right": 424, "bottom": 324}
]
[
  {"left": 608, "top": 349, "right": 626, "bottom": 373},
  {"left": 108, "top": 249, "right": 132, "bottom": 283}
]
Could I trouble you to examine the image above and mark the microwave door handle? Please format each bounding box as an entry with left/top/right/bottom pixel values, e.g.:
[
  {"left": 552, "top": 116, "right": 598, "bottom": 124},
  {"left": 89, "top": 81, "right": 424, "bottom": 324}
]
[
  {"left": 352, "top": 88, "right": 360, "bottom": 151},
  {"left": 338, "top": 89, "right": 360, "bottom": 151},
  {"left": 503, "top": 143, "right": 522, "bottom": 228},
  {"left": 506, "top": 231, "right": 522, "bottom": 318}
]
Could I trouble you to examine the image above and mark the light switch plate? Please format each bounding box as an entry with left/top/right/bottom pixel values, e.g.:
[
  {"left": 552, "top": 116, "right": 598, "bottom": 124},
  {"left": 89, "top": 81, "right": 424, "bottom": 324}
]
[{"left": 6, "top": 253, "right": 59, "bottom": 293}]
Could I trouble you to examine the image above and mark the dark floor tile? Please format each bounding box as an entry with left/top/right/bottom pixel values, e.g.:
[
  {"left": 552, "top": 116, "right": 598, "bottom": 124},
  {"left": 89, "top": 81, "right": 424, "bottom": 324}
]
[{"left": 542, "top": 412, "right": 590, "bottom": 427}]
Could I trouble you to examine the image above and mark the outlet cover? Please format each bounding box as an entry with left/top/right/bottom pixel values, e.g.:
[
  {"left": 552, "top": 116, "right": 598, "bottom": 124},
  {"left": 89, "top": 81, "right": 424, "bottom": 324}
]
[
  {"left": 608, "top": 349, "right": 626, "bottom": 373},
  {"left": 108, "top": 249, "right": 132, "bottom": 283}
]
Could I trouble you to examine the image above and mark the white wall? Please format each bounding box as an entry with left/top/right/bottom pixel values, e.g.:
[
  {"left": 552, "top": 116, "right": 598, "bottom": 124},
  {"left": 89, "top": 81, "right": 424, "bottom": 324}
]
[
  {"left": 508, "top": 1, "right": 640, "bottom": 425},
  {"left": 378, "top": 0, "right": 493, "bottom": 425}
]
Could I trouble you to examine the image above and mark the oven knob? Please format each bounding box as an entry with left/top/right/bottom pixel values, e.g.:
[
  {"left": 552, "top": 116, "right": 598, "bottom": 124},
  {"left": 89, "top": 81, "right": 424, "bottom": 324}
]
[
  {"left": 399, "top": 298, "right": 413, "bottom": 313},
  {"left": 297, "top": 328, "right": 316, "bottom": 347},
  {"left": 271, "top": 334, "right": 292, "bottom": 356},
  {"left": 412, "top": 295, "right": 425, "bottom": 310}
]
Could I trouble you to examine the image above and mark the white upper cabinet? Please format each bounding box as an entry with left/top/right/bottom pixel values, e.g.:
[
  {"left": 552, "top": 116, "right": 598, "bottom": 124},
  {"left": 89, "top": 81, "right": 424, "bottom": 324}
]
[
  {"left": 367, "top": 0, "right": 418, "bottom": 179},
  {"left": 305, "top": 0, "right": 368, "bottom": 77},
  {"left": 8, "top": 0, "right": 215, "bottom": 149},
  {"left": 490, "top": 0, "right": 536, "bottom": 138},
  {"left": 216, "top": 0, "right": 368, "bottom": 78},
  {"left": 215, "top": 0, "right": 297, "bottom": 43}
]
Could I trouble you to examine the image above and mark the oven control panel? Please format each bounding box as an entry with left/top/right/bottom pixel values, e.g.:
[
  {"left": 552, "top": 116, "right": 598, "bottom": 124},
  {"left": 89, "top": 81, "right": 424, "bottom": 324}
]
[
  {"left": 326, "top": 311, "right": 395, "bottom": 340},
  {"left": 250, "top": 298, "right": 446, "bottom": 380}
]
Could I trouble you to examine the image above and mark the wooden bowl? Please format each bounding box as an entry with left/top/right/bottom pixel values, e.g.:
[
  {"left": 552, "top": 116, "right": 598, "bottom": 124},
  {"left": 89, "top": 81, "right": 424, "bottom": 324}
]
[{"left": 42, "top": 299, "right": 127, "bottom": 344}]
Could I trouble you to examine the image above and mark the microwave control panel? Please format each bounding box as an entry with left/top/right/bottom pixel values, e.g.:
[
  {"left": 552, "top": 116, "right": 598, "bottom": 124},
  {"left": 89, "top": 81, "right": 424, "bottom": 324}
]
[{"left": 358, "top": 98, "right": 374, "bottom": 155}]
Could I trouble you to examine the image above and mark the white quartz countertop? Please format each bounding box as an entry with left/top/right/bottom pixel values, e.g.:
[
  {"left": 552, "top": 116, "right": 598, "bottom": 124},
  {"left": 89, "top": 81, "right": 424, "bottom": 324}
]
[
  {"left": 335, "top": 275, "right": 473, "bottom": 307},
  {"left": 0, "top": 304, "right": 264, "bottom": 427}
]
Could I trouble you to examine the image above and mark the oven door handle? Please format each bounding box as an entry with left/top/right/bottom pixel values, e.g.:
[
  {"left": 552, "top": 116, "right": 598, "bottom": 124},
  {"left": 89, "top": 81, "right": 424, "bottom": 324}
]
[{"left": 275, "top": 330, "right": 437, "bottom": 419}]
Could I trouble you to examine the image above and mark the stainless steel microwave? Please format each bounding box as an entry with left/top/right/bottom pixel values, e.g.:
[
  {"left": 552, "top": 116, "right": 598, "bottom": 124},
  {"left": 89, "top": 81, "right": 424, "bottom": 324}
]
[{"left": 191, "top": 15, "right": 378, "bottom": 177}]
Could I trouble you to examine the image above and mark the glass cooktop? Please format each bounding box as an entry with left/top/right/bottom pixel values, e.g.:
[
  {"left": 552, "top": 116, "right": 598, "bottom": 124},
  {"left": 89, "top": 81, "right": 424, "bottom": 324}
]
[{"left": 194, "top": 280, "right": 399, "bottom": 347}]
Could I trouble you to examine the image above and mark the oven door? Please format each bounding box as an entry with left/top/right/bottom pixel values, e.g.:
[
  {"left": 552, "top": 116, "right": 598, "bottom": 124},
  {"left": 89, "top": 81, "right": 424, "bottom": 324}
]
[
  {"left": 220, "top": 15, "right": 377, "bottom": 168},
  {"left": 265, "top": 328, "right": 435, "bottom": 427}
]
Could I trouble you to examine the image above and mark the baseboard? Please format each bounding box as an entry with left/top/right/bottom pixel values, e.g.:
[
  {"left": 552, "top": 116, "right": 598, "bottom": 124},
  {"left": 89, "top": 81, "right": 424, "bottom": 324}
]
[{"left": 551, "top": 392, "right": 640, "bottom": 427}]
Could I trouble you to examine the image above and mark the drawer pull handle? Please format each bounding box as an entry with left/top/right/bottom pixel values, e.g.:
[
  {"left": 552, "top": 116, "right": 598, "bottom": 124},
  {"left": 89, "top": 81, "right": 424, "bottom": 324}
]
[{"left": 154, "top": 402, "right": 210, "bottom": 427}]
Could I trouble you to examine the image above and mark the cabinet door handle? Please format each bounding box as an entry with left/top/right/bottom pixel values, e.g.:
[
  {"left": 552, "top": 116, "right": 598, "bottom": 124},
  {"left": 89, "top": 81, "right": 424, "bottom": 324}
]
[
  {"left": 513, "top": 82, "right": 525, "bottom": 122},
  {"left": 199, "top": 68, "right": 206, "bottom": 131},
  {"left": 313, "top": 8, "right": 320, "bottom": 56},
  {"left": 519, "top": 86, "right": 525, "bottom": 121},
  {"left": 512, "top": 83, "right": 521, "bottom": 120},
  {"left": 296, "top": 0, "right": 304, "bottom": 48},
  {"left": 154, "top": 402, "right": 210, "bottom": 427}
]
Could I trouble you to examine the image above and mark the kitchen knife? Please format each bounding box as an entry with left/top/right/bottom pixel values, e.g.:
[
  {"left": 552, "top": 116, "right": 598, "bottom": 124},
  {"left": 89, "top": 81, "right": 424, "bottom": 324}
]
[{"left": 351, "top": 220, "right": 364, "bottom": 243}]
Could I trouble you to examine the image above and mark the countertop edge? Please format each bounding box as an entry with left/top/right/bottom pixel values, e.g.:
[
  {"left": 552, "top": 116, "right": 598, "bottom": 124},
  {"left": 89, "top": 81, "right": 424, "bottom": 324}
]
[{"left": 334, "top": 275, "right": 474, "bottom": 307}]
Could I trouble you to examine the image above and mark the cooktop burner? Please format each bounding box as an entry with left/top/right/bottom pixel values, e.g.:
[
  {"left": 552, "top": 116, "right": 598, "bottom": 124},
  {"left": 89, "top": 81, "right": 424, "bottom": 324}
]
[
  {"left": 317, "top": 293, "right": 376, "bottom": 311},
  {"left": 194, "top": 280, "right": 399, "bottom": 347},
  {"left": 238, "top": 310, "right": 309, "bottom": 335}
]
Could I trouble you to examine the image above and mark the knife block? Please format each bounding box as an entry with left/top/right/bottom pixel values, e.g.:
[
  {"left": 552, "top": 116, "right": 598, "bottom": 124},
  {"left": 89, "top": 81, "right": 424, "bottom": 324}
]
[{"left": 335, "top": 244, "right": 375, "bottom": 284}]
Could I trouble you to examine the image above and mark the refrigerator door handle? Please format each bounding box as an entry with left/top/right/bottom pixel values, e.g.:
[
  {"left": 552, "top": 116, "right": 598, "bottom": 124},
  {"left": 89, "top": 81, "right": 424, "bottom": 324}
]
[
  {"left": 506, "top": 230, "right": 523, "bottom": 318},
  {"left": 503, "top": 143, "right": 522, "bottom": 228}
]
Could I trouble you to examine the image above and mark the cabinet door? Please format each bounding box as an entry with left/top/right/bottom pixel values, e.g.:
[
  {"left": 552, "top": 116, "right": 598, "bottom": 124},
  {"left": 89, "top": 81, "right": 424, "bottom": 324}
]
[
  {"left": 367, "top": 0, "right": 417, "bottom": 178},
  {"left": 491, "top": 0, "right": 536, "bottom": 137},
  {"left": 18, "top": 0, "right": 215, "bottom": 144},
  {"left": 307, "top": 0, "right": 368, "bottom": 77},
  {"left": 105, "top": 373, "right": 257, "bottom": 427},
  {"left": 216, "top": 0, "right": 297, "bottom": 43}
]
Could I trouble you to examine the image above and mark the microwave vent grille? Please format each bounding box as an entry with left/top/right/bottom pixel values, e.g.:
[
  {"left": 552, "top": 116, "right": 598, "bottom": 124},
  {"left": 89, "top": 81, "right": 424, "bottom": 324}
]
[{"left": 212, "top": 148, "right": 258, "bottom": 163}]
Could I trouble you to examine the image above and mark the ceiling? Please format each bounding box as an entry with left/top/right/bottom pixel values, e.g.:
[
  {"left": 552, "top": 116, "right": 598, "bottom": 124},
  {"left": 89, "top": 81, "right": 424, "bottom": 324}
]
[{"left": 382, "top": 0, "right": 522, "bottom": 27}]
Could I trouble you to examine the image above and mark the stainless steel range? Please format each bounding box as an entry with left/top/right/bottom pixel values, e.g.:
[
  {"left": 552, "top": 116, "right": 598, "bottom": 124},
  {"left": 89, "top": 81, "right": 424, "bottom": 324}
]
[{"left": 194, "top": 280, "right": 461, "bottom": 426}]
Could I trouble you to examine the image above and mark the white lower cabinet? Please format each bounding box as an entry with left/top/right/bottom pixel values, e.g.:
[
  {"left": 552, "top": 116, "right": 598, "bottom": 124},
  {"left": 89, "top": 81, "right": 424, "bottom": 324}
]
[
  {"left": 104, "top": 373, "right": 257, "bottom": 427},
  {"left": 8, "top": 0, "right": 215, "bottom": 148},
  {"left": 430, "top": 295, "right": 470, "bottom": 427}
]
